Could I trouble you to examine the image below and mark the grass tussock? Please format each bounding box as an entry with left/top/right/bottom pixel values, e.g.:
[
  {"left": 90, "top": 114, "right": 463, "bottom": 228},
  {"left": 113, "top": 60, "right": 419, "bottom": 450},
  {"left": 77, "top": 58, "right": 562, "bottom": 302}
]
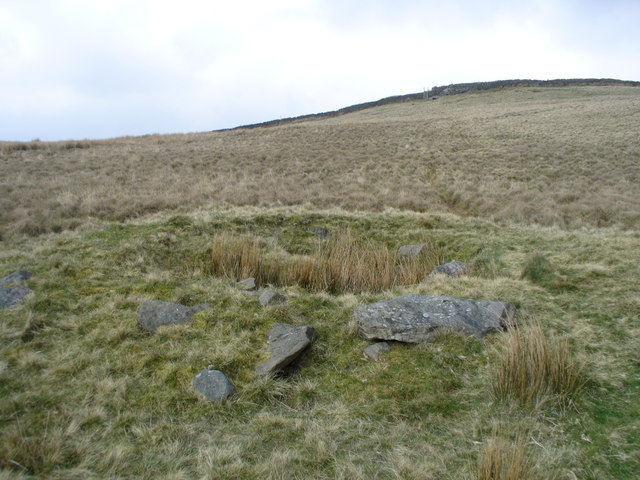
[
  {"left": 474, "top": 435, "right": 538, "bottom": 480},
  {"left": 521, "top": 251, "right": 554, "bottom": 284},
  {"left": 210, "top": 231, "right": 442, "bottom": 293},
  {"left": 492, "top": 324, "right": 584, "bottom": 406}
]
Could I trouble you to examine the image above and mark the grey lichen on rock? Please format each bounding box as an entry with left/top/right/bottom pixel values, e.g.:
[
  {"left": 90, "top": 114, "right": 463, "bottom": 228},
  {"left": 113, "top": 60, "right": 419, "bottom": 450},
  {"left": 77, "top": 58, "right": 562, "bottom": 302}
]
[
  {"left": 138, "top": 300, "right": 208, "bottom": 333},
  {"left": 355, "top": 294, "right": 515, "bottom": 343},
  {"left": 255, "top": 323, "right": 316, "bottom": 377},
  {"left": 192, "top": 369, "right": 236, "bottom": 402}
]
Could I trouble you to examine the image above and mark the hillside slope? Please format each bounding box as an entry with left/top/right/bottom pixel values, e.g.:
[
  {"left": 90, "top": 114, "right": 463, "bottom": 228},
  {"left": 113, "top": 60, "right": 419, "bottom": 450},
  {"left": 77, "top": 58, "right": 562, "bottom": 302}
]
[{"left": 1, "top": 85, "right": 639, "bottom": 238}]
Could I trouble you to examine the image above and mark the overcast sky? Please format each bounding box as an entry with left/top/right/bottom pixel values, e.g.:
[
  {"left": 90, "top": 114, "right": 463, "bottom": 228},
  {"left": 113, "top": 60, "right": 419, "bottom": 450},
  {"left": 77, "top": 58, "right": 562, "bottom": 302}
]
[{"left": 1, "top": 0, "right": 639, "bottom": 141}]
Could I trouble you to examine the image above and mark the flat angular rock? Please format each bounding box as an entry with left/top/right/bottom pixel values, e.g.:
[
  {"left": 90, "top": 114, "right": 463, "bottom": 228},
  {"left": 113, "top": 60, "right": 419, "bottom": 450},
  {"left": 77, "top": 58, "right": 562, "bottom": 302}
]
[
  {"left": 398, "top": 243, "right": 429, "bottom": 259},
  {"left": 429, "top": 260, "right": 468, "bottom": 278},
  {"left": 363, "top": 342, "right": 391, "bottom": 361},
  {"left": 138, "top": 300, "right": 208, "bottom": 333},
  {"left": 193, "top": 369, "right": 235, "bottom": 402},
  {"left": 0, "top": 287, "right": 32, "bottom": 309},
  {"left": 355, "top": 294, "right": 515, "bottom": 343},
  {"left": 259, "top": 289, "right": 286, "bottom": 306},
  {"left": 238, "top": 277, "right": 257, "bottom": 291},
  {"left": 0, "top": 270, "right": 32, "bottom": 287},
  {"left": 255, "top": 323, "right": 316, "bottom": 376}
]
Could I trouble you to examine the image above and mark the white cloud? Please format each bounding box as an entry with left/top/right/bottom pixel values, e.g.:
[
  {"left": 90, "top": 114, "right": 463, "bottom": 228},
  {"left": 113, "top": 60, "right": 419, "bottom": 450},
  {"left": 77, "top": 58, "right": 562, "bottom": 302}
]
[{"left": 1, "top": 0, "right": 638, "bottom": 140}]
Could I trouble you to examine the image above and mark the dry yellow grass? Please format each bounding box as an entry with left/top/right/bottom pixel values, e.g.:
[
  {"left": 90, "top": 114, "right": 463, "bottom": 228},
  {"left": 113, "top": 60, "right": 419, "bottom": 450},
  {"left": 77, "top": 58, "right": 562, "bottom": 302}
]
[
  {"left": 474, "top": 435, "right": 538, "bottom": 480},
  {"left": 1, "top": 85, "right": 639, "bottom": 239},
  {"left": 492, "top": 323, "right": 585, "bottom": 406},
  {"left": 210, "top": 230, "right": 442, "bottom": 293}
]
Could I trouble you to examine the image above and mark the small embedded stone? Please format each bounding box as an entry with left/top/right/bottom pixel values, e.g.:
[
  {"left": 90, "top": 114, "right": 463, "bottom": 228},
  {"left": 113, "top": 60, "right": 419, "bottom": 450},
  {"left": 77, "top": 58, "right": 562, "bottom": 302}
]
[
  {"left": 363, "top": 342, "right": 391, "bottom": 361},
  {"left": 238, "top": 277, "right": 257, "bottom": 291},
  {"left": 259, "top": 289, "right": 286, "bottom": 306},
  {"left": 193, "top": 369, "right": 236, "bottom": 402},
  {"left": 138, "top": 300, "right": 208, "bottom": 333}
]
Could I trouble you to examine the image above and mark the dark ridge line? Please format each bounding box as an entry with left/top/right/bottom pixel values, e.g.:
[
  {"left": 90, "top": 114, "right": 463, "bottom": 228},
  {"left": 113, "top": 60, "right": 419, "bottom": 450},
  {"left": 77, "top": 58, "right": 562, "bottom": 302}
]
[{"left": 219, "top": 78, "right": 640, "bottom": 131}]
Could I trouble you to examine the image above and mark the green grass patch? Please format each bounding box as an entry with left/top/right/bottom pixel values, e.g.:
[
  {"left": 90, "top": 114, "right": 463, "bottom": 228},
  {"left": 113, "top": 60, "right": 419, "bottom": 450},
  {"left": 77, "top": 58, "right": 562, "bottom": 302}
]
[{"left": 0, "top": 210, "right": 638, "bottom": 478}]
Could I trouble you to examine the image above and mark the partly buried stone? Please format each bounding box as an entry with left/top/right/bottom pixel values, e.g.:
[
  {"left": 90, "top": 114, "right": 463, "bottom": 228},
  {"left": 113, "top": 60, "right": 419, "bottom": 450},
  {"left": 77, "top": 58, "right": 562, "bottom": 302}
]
[
  {"left": 238, "top": 277, "right": 257, "bottom": 291},
  {"left": 138, "top": 300, "right": 208, "bottom": 333},
  {"left": 152, "top": 232, "right": 179, "bottom": 245},
  {"left": 193, "top": 369, "right": 236, "bottom": 402},
  {"left": 398, "top": 243, "right": 430, "bottom": 259},
  {"left": 310, "top": 226, "right": 330, "bottom": 238},
  {"left": 0, "top": 270, "right": 32, "bottom": 287},
  {"left": 363, "top": 342, "right": 391, "bottom": 361},
  {"left": 256, "top": 323, "right": 316, "bottom": 376},
  {"left": 429, "top": 260, "right": 468, "bottom": 278},
  {"left": 0, "top": 288, "right": 32, "bottom": 309},
  {"left": 356, "top": 294, "right": 515, "bottom": 343},
  {"left": 259, "top": 289, "right": 286, "bottom": 306}
]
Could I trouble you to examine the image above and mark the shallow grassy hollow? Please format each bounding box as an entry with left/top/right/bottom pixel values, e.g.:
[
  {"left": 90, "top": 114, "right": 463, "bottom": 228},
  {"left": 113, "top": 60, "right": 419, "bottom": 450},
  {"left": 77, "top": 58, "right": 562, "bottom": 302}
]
[{"left": 1, "top": 209, "right": 639, "bottom": 479}]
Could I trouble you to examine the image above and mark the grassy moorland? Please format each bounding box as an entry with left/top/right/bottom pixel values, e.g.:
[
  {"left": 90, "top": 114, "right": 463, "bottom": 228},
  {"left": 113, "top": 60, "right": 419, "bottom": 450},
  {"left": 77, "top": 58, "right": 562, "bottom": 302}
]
[
  {"left": 1, "top": 85, "right": 640, "bottom": 239},
  {"left": 1, "top": 85, "right": 639, "bottom": 479}
]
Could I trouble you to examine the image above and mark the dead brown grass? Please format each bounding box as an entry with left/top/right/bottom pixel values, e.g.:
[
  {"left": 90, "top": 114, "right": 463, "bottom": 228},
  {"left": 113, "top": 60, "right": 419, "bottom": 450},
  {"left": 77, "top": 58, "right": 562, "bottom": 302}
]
[
  {"left": 210, "top": 231, "right": 441, "bottom": 293},
  {"left": 475, "top": 435, "right": 537, "bottom": 480},
  {"left": 1, "top": 86, "right": 639, "bottom": 238},
  {"left": 492, "top": 323, "right": 584, "bottom": 406}
]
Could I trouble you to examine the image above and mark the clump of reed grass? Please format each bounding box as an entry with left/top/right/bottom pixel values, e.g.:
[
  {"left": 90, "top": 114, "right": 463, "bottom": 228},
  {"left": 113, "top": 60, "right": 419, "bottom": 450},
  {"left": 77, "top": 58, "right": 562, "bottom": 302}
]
[
  {"left": 210, "top": 231, "right": 441, "bottom": 294},
  {"left": 492, "top": 323, "right": 584, "bottom": 406},
  {"left": 521, "top": 251, "right": 554, "bottom": 285},
  {"left": 475, "top": 435, "right": 536, "bottom": 480},
  {"left": 210, "top": 233, "right": 283, "bottom": 286}
]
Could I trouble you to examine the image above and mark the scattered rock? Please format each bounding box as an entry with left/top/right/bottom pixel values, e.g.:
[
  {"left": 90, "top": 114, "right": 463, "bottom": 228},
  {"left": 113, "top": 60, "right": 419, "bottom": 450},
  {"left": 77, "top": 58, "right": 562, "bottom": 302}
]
[
  {"left": 138, "top": 300, "right": 208, "bottom": 333},
  {"left": 192, "top": 369, "right": 236, "bottom": 402},
  {"left": 259, "top": 289, "right": 286, "bottom": 306},
  {"left": 238, "top": 277, "right": 257, "bottom": 291},
  {"left": 363, "top": 342, "right": 391, "bottom": 361},
  {"left": 255, "top": 323, "right": 316, "bottom": 377},
  {"left": 429, "top": 260, "right": 468, "bottom": 278},
  {"left": 355, "top": 294, "right": 515, "bottom": 343},
  {"left": 0, "top": 288, "right": 32, "bottom": 309},
  {"left": 241, "top": 290, "right": 261, "bottom": 297},
  {"left": 152, "top": 232, "right": 179, "bottom": 245},
  {"left": 310, "top": 226, "right": 330, "bottom": 238},
  {"left": 398, "top": 243, "right": 429, "bottom": 259},
  {"left": 0, "top": 270, "right": 32, "bottom": 287},
  {"left": 0, "top": 271, "right": 33, "bottom": 309}
]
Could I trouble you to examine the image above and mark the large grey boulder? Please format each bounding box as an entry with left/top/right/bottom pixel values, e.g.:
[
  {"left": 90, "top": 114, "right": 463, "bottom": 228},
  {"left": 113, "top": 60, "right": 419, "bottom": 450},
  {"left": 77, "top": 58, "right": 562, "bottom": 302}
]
[
  {"left": 0, "top": 270, "right": 32, "bottom": 287},
  {"left": 429, "top": 260, "right": 468, "bottom": 278},
  {"left": 355, "top": 294, "right": 515, "bottom": 343},
  {"left": 193, "top": 369, "right": 236, "bottom": 402},
  {"left": 259, "top": 289, "right": 286, "bottom": 306},
  {"left": 0, "top": 288, "right": 32, "bottom": 309},
  {"left": 255, "top": 323, "right": 316, "bottom": 376},
  {"left": 398, "top": 243, "right": 430, "bottom": 259},
  {"left": 138, "top": 300, "right": 208, "bottom": 333}
]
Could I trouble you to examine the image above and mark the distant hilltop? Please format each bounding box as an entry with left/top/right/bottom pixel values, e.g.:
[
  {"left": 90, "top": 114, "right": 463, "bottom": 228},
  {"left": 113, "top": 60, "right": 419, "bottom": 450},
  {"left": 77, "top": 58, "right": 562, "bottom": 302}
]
[{"left": 227, "top": 78, "right": 640, "bottom": 131}]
